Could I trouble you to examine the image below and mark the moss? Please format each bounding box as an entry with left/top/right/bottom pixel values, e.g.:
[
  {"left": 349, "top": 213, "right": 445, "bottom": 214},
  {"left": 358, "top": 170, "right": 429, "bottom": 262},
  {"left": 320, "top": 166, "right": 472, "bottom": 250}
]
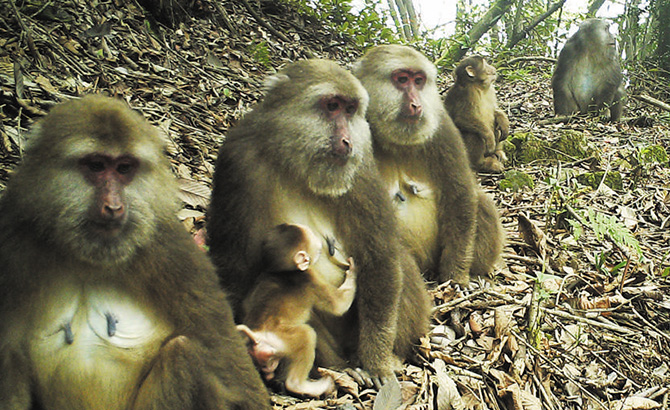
[
  {"left": 499, "top": 170, "right": 535, "bottom": 192},
  {"left": 504, "top": 130, "right": 599, "bottom": 165},
  {"left": 639, "top": 145, "right": 668, "bottom": 165},
  {"left": 576, "top": 171, "right": 623, "bottom": 191},
  {"left": 552, "top": 130, "right": 598, "bottom": 162}
]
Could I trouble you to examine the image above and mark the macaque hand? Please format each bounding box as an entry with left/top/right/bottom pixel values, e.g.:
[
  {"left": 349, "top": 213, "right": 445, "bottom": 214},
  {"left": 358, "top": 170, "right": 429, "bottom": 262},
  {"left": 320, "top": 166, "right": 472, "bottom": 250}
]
[{"left": 483, "top": 132, "right": 497, "bottom": 155}]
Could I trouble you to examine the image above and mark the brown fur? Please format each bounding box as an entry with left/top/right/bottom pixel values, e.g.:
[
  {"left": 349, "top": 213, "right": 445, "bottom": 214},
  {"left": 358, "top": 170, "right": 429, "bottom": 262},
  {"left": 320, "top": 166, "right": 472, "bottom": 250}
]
[
  {"left": 208, "top": 60, "right": 431, "bottom": 379},
  {"left": 0, "top": 95, "right": 270, "bottom": 410},
  {"left": 444, "top": 55, "right": 510, "bottom": 173},
  {"left": 353, "top": 45, "right": 504, "bottom": 285},
  {"left": 552, "top": 18, "right": 626, "bottom": 121},
  {"left": 238, "top": 224, "right": 357, "bottom": 397}
]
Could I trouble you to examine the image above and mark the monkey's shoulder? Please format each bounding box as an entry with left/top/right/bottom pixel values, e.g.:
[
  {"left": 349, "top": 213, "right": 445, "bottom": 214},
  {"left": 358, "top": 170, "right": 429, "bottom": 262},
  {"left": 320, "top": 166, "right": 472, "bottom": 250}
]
[{"left": 255, "top": 270, "right": 313, "bottom": 290}]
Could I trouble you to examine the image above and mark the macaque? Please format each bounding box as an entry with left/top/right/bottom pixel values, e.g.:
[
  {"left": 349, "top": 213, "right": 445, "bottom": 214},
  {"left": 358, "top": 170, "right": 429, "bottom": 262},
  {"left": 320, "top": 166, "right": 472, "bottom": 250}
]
[
  {"left": 552, "top": 18, "right": 626, "bottom": 121},
  {"left": 353, "top": 45, "right": 504, "bottom": 285},
  {"left": 0, "top": 95, "right": 270, "bottom": 410},
  {"left": 237, "top": 223, "right": 356, "bottom": 397},
  {"left": 444, "top": 55, "right": 510, "bottom": 173},
  {"left": 208, "top": 59, "right": 431, "bottom": 382}
]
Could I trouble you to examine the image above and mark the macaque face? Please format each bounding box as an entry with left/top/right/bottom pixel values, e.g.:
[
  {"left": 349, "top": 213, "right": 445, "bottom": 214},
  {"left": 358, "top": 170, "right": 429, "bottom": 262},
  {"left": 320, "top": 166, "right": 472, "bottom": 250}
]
[
  {"left": 18, "top": 98, "right": 175, "bottom": 266},
  {"left": 260, "top": 60, "right": 372, "bottom": 198},
  {"left": 391, "top": 69, "right": 426, "bottom": 119},
  {"left": 353, "top": 45, "right": 443, "bottom": 147}
]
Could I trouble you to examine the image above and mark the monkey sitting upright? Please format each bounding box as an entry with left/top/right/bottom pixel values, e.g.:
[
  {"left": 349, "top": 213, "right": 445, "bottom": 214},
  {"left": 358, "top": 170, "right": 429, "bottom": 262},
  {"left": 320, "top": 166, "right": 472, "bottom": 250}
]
[
  {"left": 237, "top": 223, "right": 357, "bottom": 398},
  {"left": 444, "top": 55, "right": 510, "bottom": 173}
]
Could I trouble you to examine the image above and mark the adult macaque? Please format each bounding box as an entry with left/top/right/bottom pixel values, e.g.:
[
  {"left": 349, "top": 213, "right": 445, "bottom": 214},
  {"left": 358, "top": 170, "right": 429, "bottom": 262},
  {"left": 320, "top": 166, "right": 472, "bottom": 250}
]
[
  {"left": 552, "top": 18, "right": 626, "bottom": 121},
  {"left": 353, "top": 45, "right": 504, "bottom": 285},
  {"left": 208, "top": 59, "right": 431, "bottom": 382},
  {"left": 444, "top": 55, "right": 510, "bottom": 173},
  {"left": 0, "top": 95, "right": 270, "bottom": 410},
  {"left": 238, "top": 223, "right": 356, "bottom": 397}
]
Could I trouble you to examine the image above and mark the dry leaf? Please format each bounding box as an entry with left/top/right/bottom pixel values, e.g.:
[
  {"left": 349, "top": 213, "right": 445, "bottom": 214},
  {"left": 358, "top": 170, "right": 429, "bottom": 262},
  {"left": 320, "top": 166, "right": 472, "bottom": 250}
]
[
  {"left": 612, "top": 397, "right": 661, "bottom": 410},
  {"left": 373, "top": 376, "right": 402, "bottom": 410},
  {"left": 433, "top": 359, "right": 464, "bottom": 410},
  {"left": 517, "top": 213, "right": 547, "bottom": 259},
  {"left": 178, "top": 178, "right": 211, "bottom": 208}
]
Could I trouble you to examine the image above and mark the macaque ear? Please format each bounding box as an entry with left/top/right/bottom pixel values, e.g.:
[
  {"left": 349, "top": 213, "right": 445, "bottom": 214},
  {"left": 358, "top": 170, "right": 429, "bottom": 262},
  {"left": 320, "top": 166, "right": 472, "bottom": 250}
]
[
  {"left": 236, "top": 324, "right": 259, "bottom": 345},
  {"left": 294, "top": 250, "right": 310, "bottom": 271},
  {"left": 465, "top": 66, "right": 476, "bottom": 78}
]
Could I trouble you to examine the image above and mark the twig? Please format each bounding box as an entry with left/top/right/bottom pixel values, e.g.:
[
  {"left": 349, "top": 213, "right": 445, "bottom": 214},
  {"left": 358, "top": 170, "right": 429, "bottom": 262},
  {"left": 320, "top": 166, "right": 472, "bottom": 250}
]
[
  {"left": 543, "top": 307, "right": 634, "bottom": 334},
  {"left": 9, "top": 1, "right": 43, "bottom": 66},
  {"left": 432, "top": 289, "right": 485, "bottom": 314},
  {"left": 537, "top": 114, "right": 578, "bottom": 124},
  {"left": 213, "top": 1, "right": 237, "bottom": 34},
  {"left": 506, "top": 56, "right": 557, "bottom": 65},
  {"left": 633, "top": 94, "right": 670, "bottom": 112},
  {"left": 630, "top": 306, "right": 670, "bottom": 341},
  {"left": 512, "top": 330, "right": 609, "bottom": 409},
  {"left": 239, "top": 0, "right": 290, "bottom": 43}
]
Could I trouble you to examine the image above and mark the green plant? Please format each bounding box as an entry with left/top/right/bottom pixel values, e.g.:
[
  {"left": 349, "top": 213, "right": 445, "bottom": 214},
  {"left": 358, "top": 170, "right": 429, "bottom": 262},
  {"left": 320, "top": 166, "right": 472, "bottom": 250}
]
[
  {"left": 247, "top": 41, "right": 271, "bottom": 69},
  {"left": 568, "top": 209, "right": 644, "bottom": 262}
]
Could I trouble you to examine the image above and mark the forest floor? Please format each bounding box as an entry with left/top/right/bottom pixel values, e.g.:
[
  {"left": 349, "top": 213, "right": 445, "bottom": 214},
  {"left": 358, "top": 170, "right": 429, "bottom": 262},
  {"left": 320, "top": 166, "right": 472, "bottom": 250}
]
[{"left": 0, "top": 1, "right": 669, "bottom": 409}]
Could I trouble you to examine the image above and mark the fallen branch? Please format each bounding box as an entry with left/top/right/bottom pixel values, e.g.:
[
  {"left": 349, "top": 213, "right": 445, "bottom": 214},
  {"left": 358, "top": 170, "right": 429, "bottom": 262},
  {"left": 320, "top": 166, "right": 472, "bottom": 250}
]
[
  {"left": 506, "top": 56, "right": 557, "bottom": 65},
  {"left": 543, "top": 307, "right": 634, "bottom": 334},
  {"left": 239, "top": 0, "right": 290, "bottom": 43},
  {"left": 633, "top": 93, "right": 670, "bottom": 112}
]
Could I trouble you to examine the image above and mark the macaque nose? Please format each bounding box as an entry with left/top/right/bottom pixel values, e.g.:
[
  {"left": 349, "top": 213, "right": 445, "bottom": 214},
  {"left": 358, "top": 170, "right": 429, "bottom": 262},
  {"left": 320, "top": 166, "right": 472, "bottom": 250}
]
[
  {"left": 333, "top": 135, "right": 352, "bottom": 157},
  {"left": 410, "top": 102, "right": 423, "bottom": 117},
  {"left": 103, "top": 203, "right": 125, "bottom": 220}
]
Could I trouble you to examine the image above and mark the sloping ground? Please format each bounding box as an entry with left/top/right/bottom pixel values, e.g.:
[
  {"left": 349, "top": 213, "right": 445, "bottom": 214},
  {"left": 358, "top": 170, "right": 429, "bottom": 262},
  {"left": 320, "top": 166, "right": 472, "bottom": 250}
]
[{"left": 1, "top": 1, "right": 669, "bottom": 409}]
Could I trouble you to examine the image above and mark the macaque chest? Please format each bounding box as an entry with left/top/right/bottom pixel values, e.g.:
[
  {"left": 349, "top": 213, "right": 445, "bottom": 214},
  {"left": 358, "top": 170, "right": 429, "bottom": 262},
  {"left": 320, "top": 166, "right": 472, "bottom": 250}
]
[
  {"left": 377, "top": 159, "right": 439, "bottom": 269},
  {"left": 272, "top": 188, "right": 351, "bottom": 287},
  {"left": 28, "top": 280, "right": 172, "bottom": 410}
]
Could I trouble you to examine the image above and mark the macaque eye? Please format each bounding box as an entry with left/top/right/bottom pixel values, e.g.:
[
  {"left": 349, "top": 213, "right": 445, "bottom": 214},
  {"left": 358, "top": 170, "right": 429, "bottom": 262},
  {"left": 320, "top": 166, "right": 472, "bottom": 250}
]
[
  {"left": 345, "top": 104, "right": 357, "bottom": 115},
  {"left": 116, "top": 163, "right": 133, "bottom": 175},
  {"left": 327, "top": 101, "right": 340, "bottom": 112},
  {"left": 87, "top": 161, "right": 105, "bottom": 173},
  {"left": 415, "top": 77, "right": 425, "bottom": 86},
  {"left": 397, "top": 76, "right": 409, "bottom": 84}
]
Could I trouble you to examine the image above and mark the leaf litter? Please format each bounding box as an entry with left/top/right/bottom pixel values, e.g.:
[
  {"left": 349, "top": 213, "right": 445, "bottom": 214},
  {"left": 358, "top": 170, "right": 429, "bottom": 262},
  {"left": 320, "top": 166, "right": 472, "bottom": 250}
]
[{"left": 0, "top": 1, "right": 668, "bottom": 409}]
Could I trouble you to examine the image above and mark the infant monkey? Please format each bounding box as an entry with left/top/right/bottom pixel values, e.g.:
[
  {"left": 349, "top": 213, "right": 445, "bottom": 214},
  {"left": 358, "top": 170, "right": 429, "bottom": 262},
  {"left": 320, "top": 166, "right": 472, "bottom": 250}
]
[{"left": 237, "top": 223, "right": 357, "bottom": 397}]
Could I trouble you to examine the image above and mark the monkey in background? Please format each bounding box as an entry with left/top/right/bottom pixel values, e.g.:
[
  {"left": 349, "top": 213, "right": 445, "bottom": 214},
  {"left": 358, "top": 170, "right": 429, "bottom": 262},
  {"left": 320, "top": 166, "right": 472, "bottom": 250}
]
[
  {"left": 444, "top": 55, "right": 510, "bottom": 173},
  {"left": 238, "top": 223, "right": 356, "bottom": 397},
  {"left": 353, "top": 45, "right": 505, "bottom": 286},
  {"left": 0, "top": 95, "right": 270, "bottom": 410},
  {"left": 208, "top": 59, "right": 431, "bottom": 384},
  {"left": 552, "top": 18, "right": 626, "bottom": 121}
]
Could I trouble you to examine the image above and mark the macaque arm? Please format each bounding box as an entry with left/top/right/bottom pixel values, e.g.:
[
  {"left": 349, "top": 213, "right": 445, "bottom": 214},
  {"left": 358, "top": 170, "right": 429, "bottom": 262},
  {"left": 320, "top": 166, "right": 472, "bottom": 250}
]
[
  {"left": 313, "top": 257, "right": 356, "bottom": 316},
  {"left": 433, "top": 133, "right": 479, "bottom": 284},
  {"left": 131, "top": 336, "right": 202, "bottom": 410},
  {"left": 493, "top": 110, "right": 509, "bottom": 141},
  {"left": 0, "top": 349, "right": 32, "bottom": 410}
]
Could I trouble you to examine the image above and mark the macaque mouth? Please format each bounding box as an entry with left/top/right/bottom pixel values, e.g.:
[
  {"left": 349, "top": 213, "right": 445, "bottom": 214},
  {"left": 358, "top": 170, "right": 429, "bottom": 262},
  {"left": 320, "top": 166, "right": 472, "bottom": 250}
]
[{"left": 90, "top": 219, "right": 126, "bottom": 235}]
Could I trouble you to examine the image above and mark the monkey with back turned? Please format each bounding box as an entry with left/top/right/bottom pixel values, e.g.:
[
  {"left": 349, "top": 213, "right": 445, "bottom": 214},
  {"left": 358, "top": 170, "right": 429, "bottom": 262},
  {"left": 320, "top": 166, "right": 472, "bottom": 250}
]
[
  {"left": 238, "top": 223, "right": 356, "bottom": 397},
  {"left": 0, "top": 95, "right": 270, "bottom": 410},
  {"left": 444, "top": 55, "right": 510, "bottom": 173},
  {"left": 552, "top": 18, "right": 626, "bottom": 121}
]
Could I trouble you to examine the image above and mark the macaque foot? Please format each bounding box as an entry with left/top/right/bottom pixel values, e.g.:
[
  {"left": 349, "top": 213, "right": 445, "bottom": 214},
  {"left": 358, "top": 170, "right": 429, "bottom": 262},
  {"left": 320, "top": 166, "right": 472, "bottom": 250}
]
[
  {"left": 285, "top": 375, "right": 335, "bottom": 397},
  {"left": 344, "top": 367, "right": 397, "bottom": 390},
  {"left": 479, "top": 151, "right": 506, "bottom": 173}
]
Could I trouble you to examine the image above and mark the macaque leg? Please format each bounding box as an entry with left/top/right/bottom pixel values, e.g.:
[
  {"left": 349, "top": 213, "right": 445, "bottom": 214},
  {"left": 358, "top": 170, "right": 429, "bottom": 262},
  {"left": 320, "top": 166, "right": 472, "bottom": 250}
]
[
  {"left": 283, "top": 325, "right": 334, "bottom": 397},
  {"left": 132, "top": 335, "right": 203, "bottom": 410}
]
